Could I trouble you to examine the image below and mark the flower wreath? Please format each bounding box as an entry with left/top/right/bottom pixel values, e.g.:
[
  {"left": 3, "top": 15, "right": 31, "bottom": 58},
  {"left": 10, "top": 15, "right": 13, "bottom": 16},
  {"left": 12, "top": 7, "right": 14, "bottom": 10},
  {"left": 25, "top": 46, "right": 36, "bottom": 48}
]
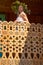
[{"left": 11, "top": 0, "right": 29, "bottom": 14}]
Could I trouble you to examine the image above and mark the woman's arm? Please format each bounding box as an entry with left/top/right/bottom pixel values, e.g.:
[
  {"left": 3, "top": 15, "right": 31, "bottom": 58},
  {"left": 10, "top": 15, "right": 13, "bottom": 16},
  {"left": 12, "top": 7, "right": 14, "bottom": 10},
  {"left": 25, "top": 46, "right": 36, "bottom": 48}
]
[
  {"left": 20, "top": 12, "right": 31, "bottom": 24},
  {"left": 19, "top": 12, "right": 28, "bottom": 21}
]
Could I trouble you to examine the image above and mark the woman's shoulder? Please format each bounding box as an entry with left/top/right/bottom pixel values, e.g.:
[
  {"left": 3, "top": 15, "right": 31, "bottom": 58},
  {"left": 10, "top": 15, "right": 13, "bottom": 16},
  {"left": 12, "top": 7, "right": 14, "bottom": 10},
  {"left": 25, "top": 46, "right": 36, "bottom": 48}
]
[
  {"left": 20, "top": 11, "right": 26, "bottom": 16},
  {"left": 21, "top": 11, "right": 26, "bottom": 15}
]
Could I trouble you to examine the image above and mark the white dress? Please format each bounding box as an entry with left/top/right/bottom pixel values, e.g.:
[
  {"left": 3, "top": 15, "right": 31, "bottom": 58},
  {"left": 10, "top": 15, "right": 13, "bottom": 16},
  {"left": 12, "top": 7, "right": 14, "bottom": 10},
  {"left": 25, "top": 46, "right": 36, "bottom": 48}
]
[
  {"left": 16, "top": 16, "right": 24, "bottom": 22},
  {"left": 16, "top": 12, "right": 27, "bottom": 22},
  {"left": 16, "top": 12, "right": 31, "bottom": 27}
]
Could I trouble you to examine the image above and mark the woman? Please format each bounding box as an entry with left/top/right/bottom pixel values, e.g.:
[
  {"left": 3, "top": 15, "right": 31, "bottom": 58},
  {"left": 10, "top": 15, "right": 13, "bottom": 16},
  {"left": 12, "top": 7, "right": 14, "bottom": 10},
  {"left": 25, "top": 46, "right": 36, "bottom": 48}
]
[{"left": 16, "top": 5, "right": 31, "bottom": 24}]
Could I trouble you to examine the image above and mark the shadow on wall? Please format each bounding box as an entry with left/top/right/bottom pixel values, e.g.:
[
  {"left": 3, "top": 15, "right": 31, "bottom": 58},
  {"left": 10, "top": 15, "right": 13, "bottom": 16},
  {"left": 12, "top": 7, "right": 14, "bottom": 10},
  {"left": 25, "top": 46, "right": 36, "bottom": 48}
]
[{"left": 19, "top": 23, "right": 43, "bottom": 65}]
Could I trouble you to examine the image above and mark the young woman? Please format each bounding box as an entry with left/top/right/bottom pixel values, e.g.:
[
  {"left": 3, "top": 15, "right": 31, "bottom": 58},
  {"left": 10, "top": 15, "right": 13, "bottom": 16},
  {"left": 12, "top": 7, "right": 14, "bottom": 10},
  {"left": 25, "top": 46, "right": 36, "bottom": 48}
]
[{"left": 15, "top": 5, "right": 31, "bottom": 25}]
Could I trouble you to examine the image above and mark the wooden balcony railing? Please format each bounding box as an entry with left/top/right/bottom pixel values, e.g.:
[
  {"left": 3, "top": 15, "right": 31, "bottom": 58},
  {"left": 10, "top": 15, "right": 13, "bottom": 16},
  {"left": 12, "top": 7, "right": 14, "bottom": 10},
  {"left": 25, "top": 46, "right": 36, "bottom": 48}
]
[{"left": 0, "top": 21, "right": 43, "bottom": 65}]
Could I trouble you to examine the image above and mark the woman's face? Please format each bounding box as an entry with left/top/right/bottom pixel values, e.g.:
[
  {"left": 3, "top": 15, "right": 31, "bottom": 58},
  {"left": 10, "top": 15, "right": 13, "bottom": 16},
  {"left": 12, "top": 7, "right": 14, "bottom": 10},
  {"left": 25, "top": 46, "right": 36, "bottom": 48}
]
[{"left": 18, "top": 5, "right": 23, "bottom": 13}]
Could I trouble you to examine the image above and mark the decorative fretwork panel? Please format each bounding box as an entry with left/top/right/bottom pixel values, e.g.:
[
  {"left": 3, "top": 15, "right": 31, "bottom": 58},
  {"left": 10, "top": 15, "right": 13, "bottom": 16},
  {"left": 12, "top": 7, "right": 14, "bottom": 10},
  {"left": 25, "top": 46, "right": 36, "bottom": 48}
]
[{"left": 0, "top": 21, "right": 43, "bottom": 65}]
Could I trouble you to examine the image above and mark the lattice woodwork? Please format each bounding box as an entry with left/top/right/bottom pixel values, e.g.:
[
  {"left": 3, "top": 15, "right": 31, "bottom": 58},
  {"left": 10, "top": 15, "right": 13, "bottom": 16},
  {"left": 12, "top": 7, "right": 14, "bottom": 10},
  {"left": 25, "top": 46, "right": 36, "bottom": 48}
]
[{"left": 0, "top": 21, "right": 43, "bottom": 65}]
